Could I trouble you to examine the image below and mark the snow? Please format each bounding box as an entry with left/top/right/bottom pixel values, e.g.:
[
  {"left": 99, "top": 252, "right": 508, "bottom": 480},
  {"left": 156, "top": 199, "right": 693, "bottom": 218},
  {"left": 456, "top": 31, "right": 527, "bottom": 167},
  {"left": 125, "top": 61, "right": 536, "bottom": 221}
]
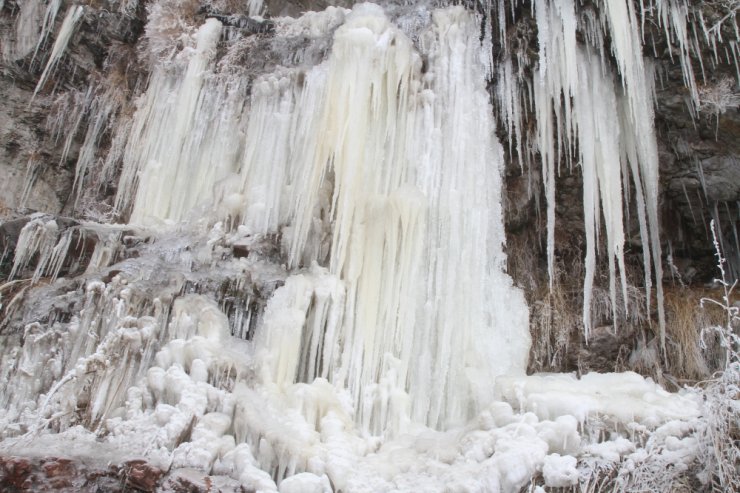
[
  {"left": 496, "top": 372, "right": 699, "bottom": 426},
  {"left": 542, "top": 453, "right": 578, "bottom": 487}
]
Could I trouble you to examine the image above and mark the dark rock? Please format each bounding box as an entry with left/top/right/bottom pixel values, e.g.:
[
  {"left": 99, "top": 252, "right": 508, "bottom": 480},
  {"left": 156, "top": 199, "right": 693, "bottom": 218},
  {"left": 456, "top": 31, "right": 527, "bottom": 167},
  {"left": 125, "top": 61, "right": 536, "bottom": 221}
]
[{"left": 571, "top": 325, "right": 637, "bottom": 375}]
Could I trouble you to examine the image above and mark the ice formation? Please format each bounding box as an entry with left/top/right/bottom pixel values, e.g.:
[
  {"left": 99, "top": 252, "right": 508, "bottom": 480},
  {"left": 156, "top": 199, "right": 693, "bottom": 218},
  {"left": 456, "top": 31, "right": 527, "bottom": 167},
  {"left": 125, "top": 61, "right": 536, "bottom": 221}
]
[
  {"left": 2, "top": 0, "right": 45, "bottom": 61},
  {"left": 112, "top": 3, "right": 530, "bottom": 434},
  {"left": 531, "top": 0, "right": 667, "bottom": 342},
  {"left": 33, "top": 5, "right": 85, "bottom": 98},
  {"left": 0, "top": 0, "right": 731, "bottom": 492},
  {"left": 487, "top": 0, "right": 740, "bottom": 346}
]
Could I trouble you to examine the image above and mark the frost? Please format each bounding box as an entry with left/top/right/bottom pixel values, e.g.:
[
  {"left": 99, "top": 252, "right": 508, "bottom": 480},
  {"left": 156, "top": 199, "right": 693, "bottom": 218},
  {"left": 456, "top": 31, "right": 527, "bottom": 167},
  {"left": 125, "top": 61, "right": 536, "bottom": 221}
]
[{"left": 698, "top": 76, "right": 740, "bottom": 132}]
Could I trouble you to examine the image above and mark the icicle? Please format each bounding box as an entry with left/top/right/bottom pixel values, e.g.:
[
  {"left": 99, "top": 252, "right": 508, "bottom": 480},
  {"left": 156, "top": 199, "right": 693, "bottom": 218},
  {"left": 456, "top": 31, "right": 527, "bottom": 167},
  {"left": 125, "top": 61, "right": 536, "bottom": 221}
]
[
  {"left": 71, "top": 85, "right": 125, "bottom": 206},
  {"left": 9, "top": 216, "right": 59, "bottom": 283},
  {"left": 84, "top": 231, "right": 122, "bottom": 275},
  {"left": 2, "top": 0, "right": 43, "bottom": 61},
  {"left": 533, "top": 0, "right": 663, "bottom": 341},
  {"left": 599, "top": 0, "right": 666, "bottom": 349},
  {"left": 653, "top": 0, "right": 699, "bottom": 107},
  {"left": 248, "top": 0, "right": 264, "bottom": 17},
  {"left": 31, "top": 0, "right": 64, "bottom": 65},
  {"left": 496, "top": 58, "right": 525, "bottom": 168},
  {"left": 533, "top": 0, "right": 579, "bottom": 289},
  {"left": 8, "top": 219, "right": 78, "bottom": 284},
  {"left": 567, "top": 49, "right": 630, "bottom": 337},
  {"left": 47, "top": 87, "right": 93, "bottom": 169},
  {"left": 120, "top": 18, "right": 224, "bottom": 222},
  {"left": 20, "top": 155, "right": 43, "bottom": 209},
  {"left": 33, "top": 6, "right": 85, "bottom": 99},
  {"left": 256, "top": 267, "right": 344, "bottom": 390}
]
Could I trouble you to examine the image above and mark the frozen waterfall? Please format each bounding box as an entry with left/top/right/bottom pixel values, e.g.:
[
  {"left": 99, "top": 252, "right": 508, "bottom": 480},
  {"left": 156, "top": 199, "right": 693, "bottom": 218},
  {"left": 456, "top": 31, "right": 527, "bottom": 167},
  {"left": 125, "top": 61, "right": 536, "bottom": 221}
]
[
  {"left": 112, "top": 3, "right": 530, "bottom": 434},
  {"left": 0, "top": 1, "right": 724, "bottom": 492}
]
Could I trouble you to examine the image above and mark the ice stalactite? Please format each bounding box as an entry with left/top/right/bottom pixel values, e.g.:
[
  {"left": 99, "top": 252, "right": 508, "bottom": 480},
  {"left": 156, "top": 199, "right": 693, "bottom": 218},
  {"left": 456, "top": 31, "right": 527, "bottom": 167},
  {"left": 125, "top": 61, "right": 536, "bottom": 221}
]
[
  {"left": 279, "top": 6, "right": 431, "bottom": 434},
  {"left": 31, "top": 0, "right": 64, "bottom": 65},
  {"left": 406, "top": 6, "right": 530, "bottom": 428},
  {"left": 599, "top": 0, "right": 666, "bottom": 347},
  {"left": 120, "top": 18, "right": 224, "bottom": 223},
  {"left": 8, "top": 215, "right": 72, "bottom": 284},
  {"left": 247, "top": 0, "right": 265, "bottom": 17},
  {"left": 651, "top": 0, "right": 699, "bottom": 105},
  {"left": 574, "top": 50, "right": 629, "bottom": 339},
  {"left": 495, "top": 57, "right": 528, "bottom": 170},
  {"left": 2, "top": 0, "right": 44, "bottom": 61},
  {"left": 33, "top": 5, "right": 85, "bottom": 99},
  {"left": 533, "top": 0, "right": 664, "bottom": 343},
  {"left": 646, "top": 0, "right": 740, "bottom": 111},
  {"left": 70, "top": 84, "right": 127, "bottom": 207},
  {"left": 533, "top": 0, "right": 578, "bottom": 292}
]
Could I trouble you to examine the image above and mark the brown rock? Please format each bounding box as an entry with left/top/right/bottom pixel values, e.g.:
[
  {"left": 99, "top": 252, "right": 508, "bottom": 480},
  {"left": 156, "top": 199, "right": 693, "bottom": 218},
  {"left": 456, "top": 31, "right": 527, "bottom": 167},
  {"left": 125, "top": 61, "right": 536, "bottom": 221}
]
[
  {"left": 0, "top": 456, "right": 33, "bottom": 490},
  {"left": 122, "top": 459, "right": 165, "bottom": 492},
  {"left": 41, "top": 457, "right": 76, "bottom": 489}
]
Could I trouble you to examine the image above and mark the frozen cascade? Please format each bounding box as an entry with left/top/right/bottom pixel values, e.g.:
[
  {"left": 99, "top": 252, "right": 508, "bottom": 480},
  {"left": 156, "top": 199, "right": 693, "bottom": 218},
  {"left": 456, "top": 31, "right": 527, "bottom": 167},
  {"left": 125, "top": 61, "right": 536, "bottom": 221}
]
[
  {"left": 0, "top": 1, "right": 719, "bottom": 492},
  {"left": 115, "top": 3, "right": 530, "bottom": 433}
]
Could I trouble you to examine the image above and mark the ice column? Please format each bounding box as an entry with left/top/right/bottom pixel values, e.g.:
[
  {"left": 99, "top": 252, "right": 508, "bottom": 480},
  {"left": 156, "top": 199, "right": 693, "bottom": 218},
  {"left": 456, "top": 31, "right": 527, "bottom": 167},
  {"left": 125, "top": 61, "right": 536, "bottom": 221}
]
[
  {"left": 257, "top": 5, "right": 530, "bottom": 433},
  {"left": 119, "top": 18, "right": 224, "bottom": 224}
]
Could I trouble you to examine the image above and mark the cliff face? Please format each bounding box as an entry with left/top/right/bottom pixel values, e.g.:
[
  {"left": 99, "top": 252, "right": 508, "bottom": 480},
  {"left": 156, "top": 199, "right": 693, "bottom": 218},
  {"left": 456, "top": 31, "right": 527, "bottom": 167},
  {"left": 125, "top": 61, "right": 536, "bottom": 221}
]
[{"left": 0, "top": 1, "right": 738, "bottom": 491}]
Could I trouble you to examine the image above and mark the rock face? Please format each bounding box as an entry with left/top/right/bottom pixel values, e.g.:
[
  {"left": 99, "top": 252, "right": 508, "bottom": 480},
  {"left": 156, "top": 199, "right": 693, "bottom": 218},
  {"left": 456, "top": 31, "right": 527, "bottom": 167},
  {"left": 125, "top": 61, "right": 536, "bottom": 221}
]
[
  {"left": 656, "top": 70, "right": 740, "bottom": 280},
  {"left": 0, "top": 1, "right": 144, "bottom": 220},
  {"left": 0, "top": 0, "right": 738, "bottom": 491}
]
